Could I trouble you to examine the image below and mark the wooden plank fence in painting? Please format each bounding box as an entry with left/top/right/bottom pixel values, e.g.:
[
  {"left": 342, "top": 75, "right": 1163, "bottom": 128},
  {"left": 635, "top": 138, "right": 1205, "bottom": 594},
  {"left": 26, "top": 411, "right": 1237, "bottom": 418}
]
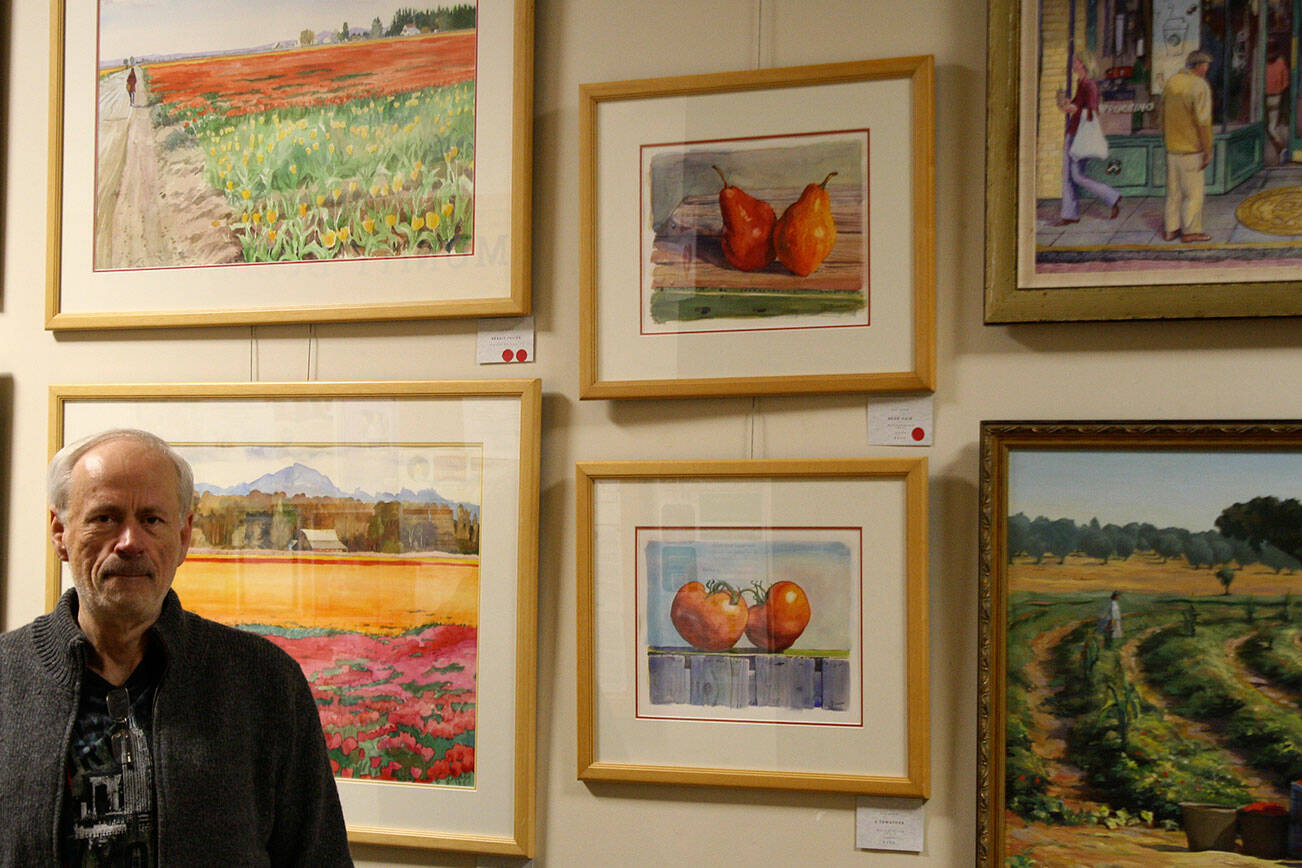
[{"left": 647, "top": 650, "right": 849, "bottom": 710}]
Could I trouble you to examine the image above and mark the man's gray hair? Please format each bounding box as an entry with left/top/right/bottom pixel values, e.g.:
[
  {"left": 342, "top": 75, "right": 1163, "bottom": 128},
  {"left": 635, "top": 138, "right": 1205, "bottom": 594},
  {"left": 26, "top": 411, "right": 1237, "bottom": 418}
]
[
  {"left": 48, "top": 428, "right": 195, "bottom": 517},
  {"left": 1187, "top": 50, "right": 1214, "bottom": 68}
]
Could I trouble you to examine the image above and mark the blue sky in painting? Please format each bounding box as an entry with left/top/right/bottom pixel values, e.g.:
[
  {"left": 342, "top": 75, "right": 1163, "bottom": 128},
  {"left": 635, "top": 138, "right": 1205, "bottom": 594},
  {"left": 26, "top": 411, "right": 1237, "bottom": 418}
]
[
  {"left": 176, "top": 443, "right": 483, "bottom": 506},
  {"left": 1010, "top": 450, "right": 1302, "bottom": 532},
  {"left": 99, "top": 0, "right": 438, "bottom": 61}
]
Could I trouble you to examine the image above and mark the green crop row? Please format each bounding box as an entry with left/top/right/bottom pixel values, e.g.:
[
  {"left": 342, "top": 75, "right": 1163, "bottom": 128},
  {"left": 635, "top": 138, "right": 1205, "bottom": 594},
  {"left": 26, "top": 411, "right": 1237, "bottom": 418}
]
[
  {"left": 152, "top": 74, "right": 476, "bottom": 262},
  {"left": 1138, "top": 617, "right": 1302, "bottom": 786},
  {"left": 1237, "top": 626, "right": 1302, "bottom": 695}
]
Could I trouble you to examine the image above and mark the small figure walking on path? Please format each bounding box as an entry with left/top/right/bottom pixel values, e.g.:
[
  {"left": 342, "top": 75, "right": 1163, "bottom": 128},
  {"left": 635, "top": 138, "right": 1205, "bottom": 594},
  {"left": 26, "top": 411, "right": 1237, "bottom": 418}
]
[
  {"left": 126, "top": 63, "right": 138, "bottom": 107},
  {"left": 1099, "top": 590, "right": 1123, "bottom": 648}
]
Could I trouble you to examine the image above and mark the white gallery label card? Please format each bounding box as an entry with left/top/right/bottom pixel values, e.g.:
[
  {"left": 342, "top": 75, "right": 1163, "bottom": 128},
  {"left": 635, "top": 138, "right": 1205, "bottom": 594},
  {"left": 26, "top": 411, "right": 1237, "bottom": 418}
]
[
  {"left": 856, "top": 796, "right": 925, "bottom": 852},
  {"left": 867, "top": 395, "right": 934, "bottom": 446},
  {"left": 478, "top": 316, "right": 535, "bottom": 364}
]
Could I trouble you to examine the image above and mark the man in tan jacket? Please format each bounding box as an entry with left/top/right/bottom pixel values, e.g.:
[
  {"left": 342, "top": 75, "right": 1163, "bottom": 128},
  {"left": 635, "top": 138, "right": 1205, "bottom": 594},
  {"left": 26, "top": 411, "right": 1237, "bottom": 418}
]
[{"left": 1162, "top": 50, "right": 1214, "bottom": 242}]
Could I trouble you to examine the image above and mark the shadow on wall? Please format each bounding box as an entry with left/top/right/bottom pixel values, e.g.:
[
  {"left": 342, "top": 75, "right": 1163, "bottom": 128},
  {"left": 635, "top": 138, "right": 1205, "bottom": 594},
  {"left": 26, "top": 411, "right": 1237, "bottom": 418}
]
[
  {"left": 0, "top": 374, "right": 12, "bottom": 627},
  {"left": 0, "top": 0, "right": 9, "bottom": 312}
]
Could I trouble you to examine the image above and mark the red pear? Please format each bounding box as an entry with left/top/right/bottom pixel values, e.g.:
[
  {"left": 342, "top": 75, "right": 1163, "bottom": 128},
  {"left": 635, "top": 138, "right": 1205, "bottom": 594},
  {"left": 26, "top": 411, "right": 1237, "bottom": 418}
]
[
  {"left": 773, "top": 172, "right": 837, "bottom": 277},
  {"left": 713, "top": 165, "right": 775, "bottom": 271}
]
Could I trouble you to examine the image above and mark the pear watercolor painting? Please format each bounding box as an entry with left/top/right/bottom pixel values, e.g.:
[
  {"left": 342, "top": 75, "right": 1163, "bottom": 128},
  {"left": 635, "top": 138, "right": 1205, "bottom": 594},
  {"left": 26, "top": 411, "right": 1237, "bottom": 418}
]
[{"left": 640, "top": 130, "right": 869, "bottom": 335}]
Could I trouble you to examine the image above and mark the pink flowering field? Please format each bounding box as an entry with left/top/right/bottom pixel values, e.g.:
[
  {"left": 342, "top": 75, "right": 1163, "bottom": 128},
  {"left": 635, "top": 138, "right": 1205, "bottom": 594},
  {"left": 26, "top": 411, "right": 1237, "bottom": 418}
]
[{"left": 261, "top": 624, "right": 477, "bottom": 786}]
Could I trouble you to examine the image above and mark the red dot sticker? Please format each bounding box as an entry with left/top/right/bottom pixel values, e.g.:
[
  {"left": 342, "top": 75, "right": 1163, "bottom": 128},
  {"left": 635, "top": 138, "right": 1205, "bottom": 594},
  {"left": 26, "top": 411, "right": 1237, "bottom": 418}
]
[
  {"left": 911, "top": 427, "right": 926, "bottom": 442},
  {"left": 501, "top": 349, "right": 514, "bottom": 362},
  {"left": 516, "top": 349, "right": 528, "bottom": 362}
]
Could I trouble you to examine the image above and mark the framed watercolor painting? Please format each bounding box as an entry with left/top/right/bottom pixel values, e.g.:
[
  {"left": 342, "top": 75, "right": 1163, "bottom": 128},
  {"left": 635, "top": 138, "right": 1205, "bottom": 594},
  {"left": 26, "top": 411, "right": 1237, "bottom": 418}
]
[
  {"left": 978, "top": 421, "right": 1302, "bottom": 865},
  {"left": 985, "top": 0, "right": 1302, "bottom": 322},
  {"left": 46, "top": 0, "right": 533, "bottom": 330},
  {"left": 49, "top": 380, "right": 541, "bottom": 856},
  {"left": 579, "top": 56, "right": 936, "bottom": 399},
  {"left": 576, "top": 458, "right": 930, "bottom": 795}
]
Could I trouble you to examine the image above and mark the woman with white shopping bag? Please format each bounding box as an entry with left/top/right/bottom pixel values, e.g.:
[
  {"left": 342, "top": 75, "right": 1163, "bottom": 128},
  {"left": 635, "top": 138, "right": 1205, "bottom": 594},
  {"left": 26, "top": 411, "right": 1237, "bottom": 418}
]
[{"left": 1055, "top": 49, "right": 1122, "bottom": 227}]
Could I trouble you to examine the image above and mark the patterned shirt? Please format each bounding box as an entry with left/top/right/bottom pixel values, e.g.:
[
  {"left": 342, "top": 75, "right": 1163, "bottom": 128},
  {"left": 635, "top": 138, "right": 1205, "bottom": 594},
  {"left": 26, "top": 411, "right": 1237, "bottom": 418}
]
[{"left": 61, "top": 652, "right": 162, "bottom": 867}]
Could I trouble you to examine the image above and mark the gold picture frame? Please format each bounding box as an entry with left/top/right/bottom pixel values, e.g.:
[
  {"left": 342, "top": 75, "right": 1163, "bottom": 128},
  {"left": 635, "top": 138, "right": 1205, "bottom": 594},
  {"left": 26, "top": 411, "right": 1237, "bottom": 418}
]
[
  {"left": 50, "top": 380, "right": 541, "bottom": 856},
  {"left": 984, "top": 0, "right": 1302, "bottom": 322},
  {"left": 978, "top": 420, "right": 1302, "bottom": 865},
  {"left": 47, "top": 1, "right": 533, "bottom": 330},
  {"left": 579, "top": 56, "right": 936, "bottom": 399},
  {"left": 576, "top": 458, "right": 930, "bottom": 795}
]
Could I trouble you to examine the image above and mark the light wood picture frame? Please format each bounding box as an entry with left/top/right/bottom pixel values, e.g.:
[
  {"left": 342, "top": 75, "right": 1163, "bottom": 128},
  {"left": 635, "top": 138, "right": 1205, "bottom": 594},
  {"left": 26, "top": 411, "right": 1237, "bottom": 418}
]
[
  {"left": 47, "top": 1, "right": 533, "bottom": 330},
  {"left": 50, "top": 380, "right": 541, "bottom": 857},
  {"left": 576, "top": 458, "right": 930, "bottom": 795},
  {"left": 978, "top": 420, "right": 1302, "bottom": 865},
  {"left": 579, "top": 56, "right": 936, "bottom": 399},
  {"left": 984, "top": 0, "right": 1302, "bottom": 322}
]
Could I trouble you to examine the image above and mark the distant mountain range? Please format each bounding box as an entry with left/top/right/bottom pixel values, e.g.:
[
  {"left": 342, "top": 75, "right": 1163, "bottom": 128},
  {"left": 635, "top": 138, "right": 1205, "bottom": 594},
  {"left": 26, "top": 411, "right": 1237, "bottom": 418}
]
[{"left": 195, "top": 462, "right": 477, "bottom": 511}]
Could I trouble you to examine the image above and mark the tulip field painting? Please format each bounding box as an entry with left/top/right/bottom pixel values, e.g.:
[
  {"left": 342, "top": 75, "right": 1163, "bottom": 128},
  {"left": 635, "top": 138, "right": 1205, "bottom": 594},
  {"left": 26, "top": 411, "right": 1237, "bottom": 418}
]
[
  {"left": 640, "top": 130, "right": 869, "bottom": 334},
  {"left": 94, "top": 1, "right": 478, "bottom": 270},
  {"left": 171, "top": 442, "right": 483, "bottom": 788}
]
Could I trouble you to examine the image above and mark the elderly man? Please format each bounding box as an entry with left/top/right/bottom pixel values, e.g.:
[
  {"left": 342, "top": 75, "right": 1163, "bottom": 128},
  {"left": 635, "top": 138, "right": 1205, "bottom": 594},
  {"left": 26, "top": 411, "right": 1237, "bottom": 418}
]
[
  {"left": 1162, "top": 50, "right": 1214, "bottom": 243},
  {"left": 0, "top": 429, "right": 352, "bottom": 865}
]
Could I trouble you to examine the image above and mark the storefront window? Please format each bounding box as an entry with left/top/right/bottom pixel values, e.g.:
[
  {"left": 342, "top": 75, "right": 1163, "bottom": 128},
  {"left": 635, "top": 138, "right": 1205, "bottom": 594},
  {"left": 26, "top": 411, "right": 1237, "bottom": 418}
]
[
  {"left": 1201, "top": 0, "right": 1260, "bottom": 127},
  {"left": 1096, "top": 0, "right": 1158, "bottom": 132}
]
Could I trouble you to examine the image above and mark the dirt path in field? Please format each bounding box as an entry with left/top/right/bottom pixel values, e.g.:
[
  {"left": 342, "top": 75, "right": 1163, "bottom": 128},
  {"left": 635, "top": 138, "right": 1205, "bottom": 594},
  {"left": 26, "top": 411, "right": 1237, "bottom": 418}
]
[
  {"left": 95, "top": 68, "right": 240, "bottom": 269},
  {"left": 1004, "top": 814, "right": 1302, "bottom": 866},
  {"left": 1121, "top": 627, "right": 1279, "bottom": 796},
  {"left": 1226, "top": 633, "right": 1302, "bottom": 709},
  {"left": 1006, "top": 623, "right": 1299, "bottom": 866},
  {"left": 1026, "top": 619, "right": 1099, "bottom": 809}
]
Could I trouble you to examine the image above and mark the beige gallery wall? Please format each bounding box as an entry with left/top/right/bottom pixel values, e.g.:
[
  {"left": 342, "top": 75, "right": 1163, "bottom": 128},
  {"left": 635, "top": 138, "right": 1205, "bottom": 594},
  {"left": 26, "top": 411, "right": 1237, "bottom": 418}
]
[{"left": 3, "top": 0, "right": 1300, "bottom": 865}]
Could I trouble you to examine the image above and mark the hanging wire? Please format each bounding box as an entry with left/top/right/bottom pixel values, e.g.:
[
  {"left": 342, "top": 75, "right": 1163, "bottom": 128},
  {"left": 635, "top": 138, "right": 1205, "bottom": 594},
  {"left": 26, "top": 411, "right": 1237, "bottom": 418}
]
[
  {"left": 747, "top": 396, "right": 759, "bottom": 459},
  {"left": 248, "top": 326, "right": 258, "bottom": 381},
  {"left": 754, "top": 0, "right": 771, "bottom": 69},
  {"left": 306, "top": 324, "right": 317, "bottom": 381}
]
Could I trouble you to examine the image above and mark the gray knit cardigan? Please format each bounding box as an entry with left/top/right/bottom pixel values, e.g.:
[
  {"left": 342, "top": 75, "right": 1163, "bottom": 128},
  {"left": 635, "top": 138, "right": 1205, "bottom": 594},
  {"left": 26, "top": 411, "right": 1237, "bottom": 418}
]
[{"left": 0, "top": 589, "right": 353, "bottom": 866}]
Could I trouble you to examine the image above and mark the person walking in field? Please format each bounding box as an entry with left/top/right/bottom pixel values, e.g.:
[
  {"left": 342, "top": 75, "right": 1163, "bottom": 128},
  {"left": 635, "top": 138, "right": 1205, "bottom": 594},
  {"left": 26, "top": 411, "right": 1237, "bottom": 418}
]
[
  {"left": 1099, "top": 590, "right": 1123, "bottom": 648},
  {"left": 126, "top": 64, "right": 137, "bottom": 107}
]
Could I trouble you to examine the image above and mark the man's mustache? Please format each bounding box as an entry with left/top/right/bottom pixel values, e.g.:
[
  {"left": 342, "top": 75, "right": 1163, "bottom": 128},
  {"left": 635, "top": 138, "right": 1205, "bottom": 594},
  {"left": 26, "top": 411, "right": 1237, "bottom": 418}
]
[{"left": 97, "top": 556, "right": 155, "bottom": 580}]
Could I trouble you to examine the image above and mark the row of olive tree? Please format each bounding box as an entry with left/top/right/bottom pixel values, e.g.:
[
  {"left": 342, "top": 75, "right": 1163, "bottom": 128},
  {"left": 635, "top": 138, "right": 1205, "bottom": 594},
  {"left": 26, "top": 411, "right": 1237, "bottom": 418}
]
[{"left": 1007, "top": 510, "right": 1301, "bottom": 576}]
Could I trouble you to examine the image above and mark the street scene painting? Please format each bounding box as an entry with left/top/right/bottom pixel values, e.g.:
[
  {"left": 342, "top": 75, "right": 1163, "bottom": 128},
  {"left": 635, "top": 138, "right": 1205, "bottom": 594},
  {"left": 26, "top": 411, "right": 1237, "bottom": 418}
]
[
  {"left": 95, "top": 0, "right": 478, "bottom": 270},
  {"left": 171, "top": 442, "right": 482, "bottom": 788},
  {"left": 1000, "top": 445, "right": 1302, "bottom": 864},
  {"left": 1027, "top": 0, "right": 1302, "bottom": 284},
  {"left": 636, "top": 527, "right": 862, "bottom": 726},
  {"left": 639, "top": 131, "right": 869, "bottom": 334}
]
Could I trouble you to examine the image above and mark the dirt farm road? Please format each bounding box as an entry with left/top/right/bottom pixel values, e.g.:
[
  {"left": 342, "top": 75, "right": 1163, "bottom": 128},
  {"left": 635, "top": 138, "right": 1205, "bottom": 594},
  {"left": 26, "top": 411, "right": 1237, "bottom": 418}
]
[
  {"left": 1006, "top": 621, "right": 1299, "bottom": 866},
  {"left": 94, "top": 68, "right": 239, "bottom": 270}
]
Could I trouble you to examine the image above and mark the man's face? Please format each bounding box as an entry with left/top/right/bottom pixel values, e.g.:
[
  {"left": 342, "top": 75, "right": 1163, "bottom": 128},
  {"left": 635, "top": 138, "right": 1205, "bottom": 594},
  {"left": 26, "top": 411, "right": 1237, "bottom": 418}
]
[
  {"left": 50, "top": 438, "right": 193, "bottom": 632},
  {"left": 1195, "top": 61, "right": 1211, "bottom": 79}
]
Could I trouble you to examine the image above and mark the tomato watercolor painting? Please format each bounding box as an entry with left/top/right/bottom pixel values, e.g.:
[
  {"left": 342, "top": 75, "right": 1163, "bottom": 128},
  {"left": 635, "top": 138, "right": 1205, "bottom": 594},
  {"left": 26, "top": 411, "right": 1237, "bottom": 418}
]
[
  {"left": 637, "top": 527, "right": 862, "bottom": 726},
  {"left": 95, "top": 1, "right": 478, "bottom": 270},
  {"left": 170, "top": 442, "right": 483, "bottom": 787}
]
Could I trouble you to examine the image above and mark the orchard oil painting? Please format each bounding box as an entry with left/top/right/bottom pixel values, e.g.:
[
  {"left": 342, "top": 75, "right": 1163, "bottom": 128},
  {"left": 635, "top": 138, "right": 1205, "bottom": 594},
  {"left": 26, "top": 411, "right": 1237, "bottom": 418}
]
[
  {"left": 979, "top": 423, "right": 1302, "bottom": 866},
  {"left": 172, "top": 442, "right": 482, "bottom": 788},
  {"left": 639, "top": 131, "right": 869, "bottom": 334},
  {"left": 636, "top": 527, "right": 861, "bottom": 726},
  {"left": 95, "top": 0, "right": 478, "bottom": 270}
]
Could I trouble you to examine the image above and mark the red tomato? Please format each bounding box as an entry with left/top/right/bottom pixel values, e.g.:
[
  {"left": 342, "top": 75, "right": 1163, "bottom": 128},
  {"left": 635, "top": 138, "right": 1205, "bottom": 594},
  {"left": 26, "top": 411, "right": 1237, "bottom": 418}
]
[
  {"left": 744, "top": 580, "right": 811, "bottom": 652},
  {"left": 669, "top": 580, "right": 748, "bottom": 651}
]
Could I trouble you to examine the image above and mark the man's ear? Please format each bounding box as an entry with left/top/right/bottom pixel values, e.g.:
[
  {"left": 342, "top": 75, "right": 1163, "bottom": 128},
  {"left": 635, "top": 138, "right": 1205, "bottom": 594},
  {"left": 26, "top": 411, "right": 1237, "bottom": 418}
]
[
  {"left": 176, "top": 511, "right": 194, "bottom": 566},
  {"left": 50, "top": 508, "right": 69, "bottom": 562}
]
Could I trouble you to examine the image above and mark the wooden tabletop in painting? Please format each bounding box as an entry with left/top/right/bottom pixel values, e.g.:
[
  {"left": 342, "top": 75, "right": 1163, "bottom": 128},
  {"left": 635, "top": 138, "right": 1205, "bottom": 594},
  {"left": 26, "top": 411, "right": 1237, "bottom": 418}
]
[{"left": 651, "top": 187, "right": 866, "bottom": 293}]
